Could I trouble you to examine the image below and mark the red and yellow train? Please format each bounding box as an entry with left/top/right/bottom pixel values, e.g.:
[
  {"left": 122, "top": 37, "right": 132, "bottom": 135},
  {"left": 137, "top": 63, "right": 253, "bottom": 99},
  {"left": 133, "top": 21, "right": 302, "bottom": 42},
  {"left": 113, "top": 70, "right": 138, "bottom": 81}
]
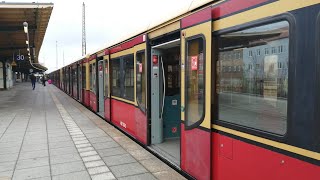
[{"left": 50, "top": 0, "right": 320, "bottom": 179}]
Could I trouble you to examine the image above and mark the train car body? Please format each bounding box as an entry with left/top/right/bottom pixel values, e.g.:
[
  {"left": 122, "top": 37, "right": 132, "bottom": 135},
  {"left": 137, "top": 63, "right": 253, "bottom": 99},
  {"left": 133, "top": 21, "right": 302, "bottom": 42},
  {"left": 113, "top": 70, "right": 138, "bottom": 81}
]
[{"left": 50, "top": 0, "right": 320, "bottom": 179}]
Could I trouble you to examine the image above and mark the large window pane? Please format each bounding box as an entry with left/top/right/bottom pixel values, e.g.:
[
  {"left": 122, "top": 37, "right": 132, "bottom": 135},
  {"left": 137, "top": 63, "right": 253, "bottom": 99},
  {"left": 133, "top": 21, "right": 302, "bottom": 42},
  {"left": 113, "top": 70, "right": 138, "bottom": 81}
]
[
  {"left": 105, "top": 61, "right": 109, "bottom": 97},
  {"left": 136, "top": 51, "right": 146, "bottom": 111},
  {"left": 92, "top": 63, "right": 96, "bottom": 93},
  {"left": 186, "top": 37, "right": 205, "bottom": 127},
  {"left": 216, "top": 21, "right": 289, "bottom": 135},
  {"left": 111, "top": 58, "right": 121, "bottom": 97},
  {"left": 82, "top": 65, "right": 86, "bottom": 89},
  {"left": 123, "top": 55, "right": 134, "bottom": 101},
  {"left": 89, "top": 64, "right": 92, "bottom": 91}
]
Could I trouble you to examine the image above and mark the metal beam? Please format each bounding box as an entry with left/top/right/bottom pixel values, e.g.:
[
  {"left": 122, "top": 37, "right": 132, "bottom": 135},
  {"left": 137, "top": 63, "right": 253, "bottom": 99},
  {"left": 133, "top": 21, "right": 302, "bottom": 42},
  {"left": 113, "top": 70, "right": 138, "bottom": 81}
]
[{"left": 0, "top": 25, "right": 36, "bottom": 32}]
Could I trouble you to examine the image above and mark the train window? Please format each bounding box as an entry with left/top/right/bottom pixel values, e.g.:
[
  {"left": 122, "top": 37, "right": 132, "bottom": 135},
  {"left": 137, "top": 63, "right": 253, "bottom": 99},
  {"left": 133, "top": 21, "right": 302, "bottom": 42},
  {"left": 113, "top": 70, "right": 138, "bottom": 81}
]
[
  {"left": 105, "top": 61, "right": 109, "bottom": 97},
  {"left": 185, "top": 37, "right": 205, "bottom": 127},
  {"left": 92, "top": 63, "right": 96, "bottom": 93},
  {"left": 123, "top": 54, "right": 134, "bottom": 101},
  {"left": 110, "top": 58, "right": 121, "bottom": 97},
  {"left": 89, "top": 64, "right": 92, "bottom": 91},
  {"left": 216, "top": 21, "right": 289, "bottom": 135},
  {"left": 82, "top": 65, "right": 86, "bottom": 90},
  {"left": 136, "top": 51, "right": 146, "bottom": 112}
]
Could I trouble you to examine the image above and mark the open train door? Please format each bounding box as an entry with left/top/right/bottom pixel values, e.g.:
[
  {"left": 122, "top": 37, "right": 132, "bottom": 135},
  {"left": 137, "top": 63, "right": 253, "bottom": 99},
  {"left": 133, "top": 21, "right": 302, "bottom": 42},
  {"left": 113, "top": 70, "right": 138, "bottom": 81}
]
[
  {"left": 180, "top": 8, "right": 212, "bottom": 180},
  {"left": 103, "top": 52, "right": 111, "bottom": 121}
]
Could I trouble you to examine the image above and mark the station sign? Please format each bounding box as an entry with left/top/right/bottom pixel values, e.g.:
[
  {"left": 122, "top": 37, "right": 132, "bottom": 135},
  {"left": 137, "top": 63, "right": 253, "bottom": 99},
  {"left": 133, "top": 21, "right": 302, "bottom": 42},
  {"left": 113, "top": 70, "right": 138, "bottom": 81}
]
[{"left": 16, "top": 55, "right": 25, "bottom": 61}]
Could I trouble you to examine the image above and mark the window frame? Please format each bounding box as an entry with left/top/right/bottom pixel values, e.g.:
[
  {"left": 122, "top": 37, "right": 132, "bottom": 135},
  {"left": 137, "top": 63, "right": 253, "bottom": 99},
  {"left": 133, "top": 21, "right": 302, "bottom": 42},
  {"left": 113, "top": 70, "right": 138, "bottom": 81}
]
[
  {"left": 110, "top": 54, "right": 135, "bottom": 102},
  {"left": 184, "top": 34, "right": 206, "bottom": 130},
  {"left": 122, "top": 54, "right": 135, "bottom": 101},
  {"left": 135, "top": 50, "right": 147, "bottom": 113},
  {"left": 213, "top": 14, "right": 296, "bottom": 142}
]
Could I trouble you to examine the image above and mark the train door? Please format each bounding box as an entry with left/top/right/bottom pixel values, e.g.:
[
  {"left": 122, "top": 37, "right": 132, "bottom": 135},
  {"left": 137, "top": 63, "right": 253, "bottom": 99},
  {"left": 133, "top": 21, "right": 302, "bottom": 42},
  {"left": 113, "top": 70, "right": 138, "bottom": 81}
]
[
  {"left": 98, "top": 60, "right": 105, "bottom": 114},
  {"left": 180, "top": 21, "right": 212, "bottom": 180},
  {"left": 150, "top": 39, "right": 181, "bottom": 166},
  {"left": 104, "top": 56, "right": 111, "bottom": 121}
]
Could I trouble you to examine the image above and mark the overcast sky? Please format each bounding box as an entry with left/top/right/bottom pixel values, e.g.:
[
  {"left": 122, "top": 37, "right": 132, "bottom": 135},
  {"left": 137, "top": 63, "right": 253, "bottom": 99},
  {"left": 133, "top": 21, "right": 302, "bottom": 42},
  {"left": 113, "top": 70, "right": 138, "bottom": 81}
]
[{"left": 11, "top": 0, "right": 194, "bottom": 72}]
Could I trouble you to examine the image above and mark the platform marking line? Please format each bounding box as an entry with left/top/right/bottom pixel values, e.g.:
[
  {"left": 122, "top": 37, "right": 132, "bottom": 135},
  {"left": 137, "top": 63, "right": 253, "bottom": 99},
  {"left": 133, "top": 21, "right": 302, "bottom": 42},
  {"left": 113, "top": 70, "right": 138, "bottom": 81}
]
[{"left": 49, "top": 90, "right": 116, "bottom": 180}]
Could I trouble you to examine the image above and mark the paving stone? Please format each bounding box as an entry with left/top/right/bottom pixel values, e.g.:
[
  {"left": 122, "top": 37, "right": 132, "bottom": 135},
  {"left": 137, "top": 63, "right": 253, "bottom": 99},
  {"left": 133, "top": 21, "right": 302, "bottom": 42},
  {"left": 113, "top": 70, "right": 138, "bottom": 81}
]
[
  {"left": 140, "top": 158, "right": 172, "bottom": 173},
  {"left": 109, "top": 162, "right": 148, "bottom": 178},
  {"left": 49, "top": 146, "right": 78, "bottom": 156},
  {"left": 88, "top": 166, "right": 110, "bottom": 175},
  {"left": 50, "top": 153, "right": 81, "bottom": 164},
  {"left": 118, "top": 173, "right": 157, "bottom": 180},
  {"left": 0, "top": 171, "right": 13, "bottom": 179},
  {"left": 51, "top": 160, "right": 86, "bottom": 175},
  {"left": 0, "top": 161, "right": 15, "bottom": 172},
  {"left": 88, "top": 136, "right": 113, "bottom": 143},
  {"left": 97, "top": 147, "right": 127, "bottom": 157},
  {"left": 21, "top": 144, "right": 48, "bottom": 152},
  {"left": 102, "top": 154, "right": 136, "bottom": 166},
  {"left": 91, "top": 172, "right": 115, "bottom": 180},
  {"left": 74, "top": 140, "right": 89, "bottom": 145},
  {"left": 92, "top": 141, "right": 119, "bottom": 150},
  {"left": 80, "top": 150, "right": 97, "bottom": 157},
  {"left": 128, "top": 149, "right": 154, "bottom": 161},
  {"left": 153, "top": 170, "right": 186, "bottom": 180},
  {"left": 13, "top": 166, "right": 50, "bottom": 180},
  {"left": 0, "top": 146, "right": 21, "bottom": 155},
  {"left": 52, "top": 171, "right": 90, "bottom": 180},
  {"left": 83, "top": 155, "right": 101, "bottom": 162},
  {"left": 16, "top": 156, "right": 49, "bottom": 170},
  {"left": 0, "top": 153, "right": 18, "bottom": 163},
  {"left": 19, "top": 149, "right": 48, "bottom": 160},
  {"left": 78, "top": 147, "right": 94, "bottom": 153},
  {"left": 76, "top": 143, "right": 91, "bottom": 148},
  {"left": 84, "top": 160, "right": 105, "bottom": 168},
  {"left": 49, "top": 140, "right": 75, "bottom": 148}
]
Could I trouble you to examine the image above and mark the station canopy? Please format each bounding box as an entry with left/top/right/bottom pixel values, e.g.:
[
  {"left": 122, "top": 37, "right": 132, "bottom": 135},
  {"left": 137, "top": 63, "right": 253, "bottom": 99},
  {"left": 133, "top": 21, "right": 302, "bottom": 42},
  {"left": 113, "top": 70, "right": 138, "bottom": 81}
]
[{"left": 0, "top": 2, "right": 53, "bottom": 73}]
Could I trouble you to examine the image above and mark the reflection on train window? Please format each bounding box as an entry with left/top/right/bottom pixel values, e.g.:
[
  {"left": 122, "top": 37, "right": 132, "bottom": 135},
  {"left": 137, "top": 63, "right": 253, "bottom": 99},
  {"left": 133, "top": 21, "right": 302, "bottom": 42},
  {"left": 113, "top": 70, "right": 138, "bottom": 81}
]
[
  {"left": 82, "top": 65, "right": 86, "bottom": 90},
  {"left": 186, "top": 37, "right": 205, "bottom": 127},
  {"left": 111, "top": 59, "right": 121, "bottom": 97},
  {"left": 104, "top": 61, "right": 109, "bottom": 97},
  {"left": 216, "top": 21, "right": 289, "bottom": 135},
  {"left": 136, "top": 51, "right": 146, "bottom": 111},
  {"left": 92, "top": 63, "right": 96, "bottom": 93},
  {"left": 123, "top": 55, "right": 134, "bottom": 101},
  {"left": 89, "top": 64, "right": 92, "bottom": 91}
]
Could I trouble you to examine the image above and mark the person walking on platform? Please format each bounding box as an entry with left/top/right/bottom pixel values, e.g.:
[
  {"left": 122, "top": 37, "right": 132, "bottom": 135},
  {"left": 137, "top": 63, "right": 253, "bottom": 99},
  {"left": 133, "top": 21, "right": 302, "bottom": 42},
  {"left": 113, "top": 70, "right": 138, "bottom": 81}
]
[
  {"left": 30, "top": 73, "right": 36, "bottom": 90},
  {"left": 42, "top": 75, "right": 46, "bottom": 86}
]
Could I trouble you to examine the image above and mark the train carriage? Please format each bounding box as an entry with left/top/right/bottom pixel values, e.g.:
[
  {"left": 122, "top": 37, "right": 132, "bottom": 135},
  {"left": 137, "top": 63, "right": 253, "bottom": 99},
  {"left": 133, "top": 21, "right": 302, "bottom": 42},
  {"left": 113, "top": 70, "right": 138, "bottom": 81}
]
[{"left": 51, "top": 0, "right": 320, "bottom": 179}]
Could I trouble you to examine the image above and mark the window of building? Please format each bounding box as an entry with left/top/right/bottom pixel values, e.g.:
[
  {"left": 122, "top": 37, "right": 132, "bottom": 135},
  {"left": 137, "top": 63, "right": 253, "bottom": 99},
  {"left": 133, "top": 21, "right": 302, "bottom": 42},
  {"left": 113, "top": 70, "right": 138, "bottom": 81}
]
[
  {"left": 272, "top": 47, "right": 276, "bottom": 54},
  {"left": 265, "top": 48, "right": 269, "bottom": 55},
  {"left": 136, "top": 51, "right": 146, "bottom": 112},
  {"left": 257, "top": 49, "right": 261, "bottom": 56},
  {"left": 249, "top": 50, "right": 253, "bottom": 57},
  {"left": 186, "top": 37, "right": 205, "bottom": 127},
  {"left": 217, "top": 21, "right": 289, "bottom": 135},
  {"left": 279, "top": 45, "right": 284, "bottom": 53}
]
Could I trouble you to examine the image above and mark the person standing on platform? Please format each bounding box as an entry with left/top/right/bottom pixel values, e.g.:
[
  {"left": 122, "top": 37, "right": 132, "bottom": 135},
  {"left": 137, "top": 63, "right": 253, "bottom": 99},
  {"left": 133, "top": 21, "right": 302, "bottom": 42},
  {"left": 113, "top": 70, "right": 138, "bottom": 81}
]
[{"left": 30, "top": 73, "right": 36, "bottom": 90}]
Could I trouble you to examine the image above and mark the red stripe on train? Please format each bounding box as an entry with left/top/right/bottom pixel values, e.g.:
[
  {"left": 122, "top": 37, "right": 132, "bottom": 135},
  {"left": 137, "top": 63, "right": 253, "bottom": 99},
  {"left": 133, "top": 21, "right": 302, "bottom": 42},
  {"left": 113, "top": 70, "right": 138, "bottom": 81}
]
[{"left": 181, "top": 0, "right": 270, "bottom": 28}]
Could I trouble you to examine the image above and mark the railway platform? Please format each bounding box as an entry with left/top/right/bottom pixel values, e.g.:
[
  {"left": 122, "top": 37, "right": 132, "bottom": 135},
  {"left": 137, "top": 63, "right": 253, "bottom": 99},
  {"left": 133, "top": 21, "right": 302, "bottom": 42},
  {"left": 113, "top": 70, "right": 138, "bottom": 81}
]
[{"left": 0, "top": 82, "right": 186, "bottom": 180}]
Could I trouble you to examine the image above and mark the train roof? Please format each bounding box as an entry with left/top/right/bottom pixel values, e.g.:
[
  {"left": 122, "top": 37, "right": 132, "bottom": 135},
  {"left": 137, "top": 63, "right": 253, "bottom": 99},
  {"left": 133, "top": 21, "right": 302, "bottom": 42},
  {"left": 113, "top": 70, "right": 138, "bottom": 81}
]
[{"left": 92, "top": 0, "right": 214, "bottom": 55}]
